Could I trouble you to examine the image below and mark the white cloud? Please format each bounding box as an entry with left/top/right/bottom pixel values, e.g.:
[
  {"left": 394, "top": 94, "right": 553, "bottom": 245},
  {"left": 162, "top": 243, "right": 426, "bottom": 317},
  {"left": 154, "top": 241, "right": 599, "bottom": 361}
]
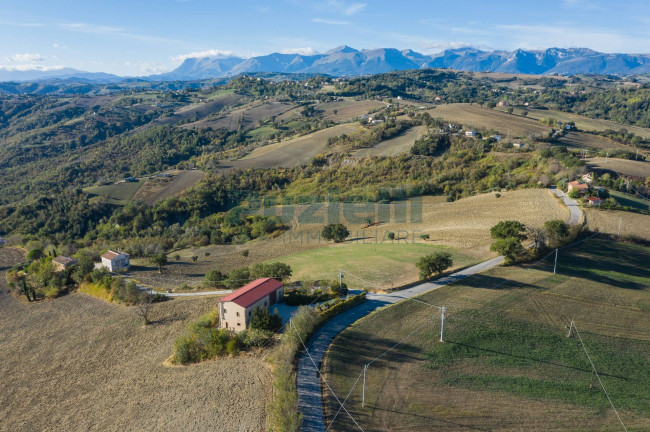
[
  {"left": 312, "top": 18, "right": 349, "bottom": 25},
  {"left": 0, "top": 64, "right": 65, "bottom": 71},
  {"left": 171, "top": 49, "right": 238, "bottom": 63},
  {"left": 343, "top": 2, "right": 366, "bottom": 15},
  {"left": 280, "top": 47, "right": 319, "bottom": 55},
  {"left": 5, "top": 53, "right": 43, "bottom": 63},
  {"left": 57, "top": 22, "right": 182, "bottom": 45}
]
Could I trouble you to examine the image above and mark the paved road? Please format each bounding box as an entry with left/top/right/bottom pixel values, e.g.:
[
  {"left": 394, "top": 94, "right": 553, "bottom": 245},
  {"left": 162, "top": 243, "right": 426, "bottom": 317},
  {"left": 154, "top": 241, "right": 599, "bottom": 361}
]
[
  {"left": 297, "top": 256, "right": 504, "bottom": 432},
  {"left": 550, "top": 186, "right": 582, "bottom": 225}
]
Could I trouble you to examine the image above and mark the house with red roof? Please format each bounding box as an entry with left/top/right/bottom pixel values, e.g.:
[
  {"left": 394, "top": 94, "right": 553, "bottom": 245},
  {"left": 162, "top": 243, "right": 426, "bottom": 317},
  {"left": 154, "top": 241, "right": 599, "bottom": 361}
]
[
  {"left": 219, "top": 278, "right": 284, "bottom": 332},
  {"left": 567, "top": 181, "right": 589, "bottom": 195}
]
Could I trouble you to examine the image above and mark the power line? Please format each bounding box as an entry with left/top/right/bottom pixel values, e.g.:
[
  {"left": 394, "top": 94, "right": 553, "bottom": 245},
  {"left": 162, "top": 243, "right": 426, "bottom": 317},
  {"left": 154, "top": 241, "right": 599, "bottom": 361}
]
[{"left": 573, "top": 323, "right": 628, "bottom": 432}]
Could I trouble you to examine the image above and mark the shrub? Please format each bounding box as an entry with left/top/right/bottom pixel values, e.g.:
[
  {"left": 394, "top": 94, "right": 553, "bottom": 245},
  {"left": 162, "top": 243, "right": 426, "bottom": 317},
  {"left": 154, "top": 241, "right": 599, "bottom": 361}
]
[
  {"left": 321, "top": 223, "right": 350, "bottom": 243},
  {"left": 250, "top": 306, "right": 283, "bottom": 332},
  {"left": 226, "top": 338, "right": 241, "bottom": 355},
  {"left": 240, "top": 328, "right": 273, "bottom": 347},
  {"left": 416, "top": 252, "right": 453, "bottom": 280}
]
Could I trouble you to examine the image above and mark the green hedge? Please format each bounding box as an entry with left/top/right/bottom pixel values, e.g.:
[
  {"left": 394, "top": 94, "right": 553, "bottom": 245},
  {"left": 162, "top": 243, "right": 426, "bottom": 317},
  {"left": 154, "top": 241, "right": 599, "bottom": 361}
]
[{"left": 318, "top": 292, "right": 367, "bottom": 321}]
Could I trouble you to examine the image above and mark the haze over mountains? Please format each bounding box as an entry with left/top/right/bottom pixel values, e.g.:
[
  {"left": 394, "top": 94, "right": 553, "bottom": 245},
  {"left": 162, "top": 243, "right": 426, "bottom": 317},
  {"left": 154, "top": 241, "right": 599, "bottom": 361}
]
[{"left": 4, "top": 46, "right": 650, "bottom": 83}]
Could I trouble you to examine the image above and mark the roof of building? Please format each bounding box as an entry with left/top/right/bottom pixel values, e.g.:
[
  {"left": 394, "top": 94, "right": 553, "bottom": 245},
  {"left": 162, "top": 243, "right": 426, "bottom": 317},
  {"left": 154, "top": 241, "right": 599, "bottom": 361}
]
[
  {"left": 220, "top": 278, "right": 283, "bottom": 308},
  {"left": 568, "top": 181, "right": 589, "bottom": 189},
  {"left": 101, "top": 250, "right": 127, "bottom": 260},
  {"left": 586, "top": 196, "right": 604, "bottom": 202},
  {"left": 53, "top": 256, "right": 77, "bottom": 267}
]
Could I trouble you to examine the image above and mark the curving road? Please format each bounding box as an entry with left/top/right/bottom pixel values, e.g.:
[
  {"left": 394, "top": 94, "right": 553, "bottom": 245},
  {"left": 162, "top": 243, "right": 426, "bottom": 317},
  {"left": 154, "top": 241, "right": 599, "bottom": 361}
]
[
  {"left": 550, "top": 186, "right": 582, "bottom": 226},
  {"left": 296, "top": 187, "right": 583, "bottom": 432}
]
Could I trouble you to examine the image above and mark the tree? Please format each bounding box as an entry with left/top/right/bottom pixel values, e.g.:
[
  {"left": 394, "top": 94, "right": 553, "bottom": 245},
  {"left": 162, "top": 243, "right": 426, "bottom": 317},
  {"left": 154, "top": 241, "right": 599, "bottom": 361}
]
[
  {"left": 329, "top": 281, "right": 348, "bottom": 296},
  {"left": 204, "top": 269, "right": 226, "bottom": 288},
  {"left": 250, "top": 262, "right": 292, "bottom": 281},
  {"left": 135, "top": 291, "right": 154, "bottom": 325},
  {"left": 490, "top": 221, "right": 526, "bottom": 240},
  {"left": 544, "top": 220, "right": 569, "bottom": 247},
  {"left": 387, "top": 231, "right": 396, "bottom": 240},
  {"left": 76, "top": 254, "right": 95, "bottom": 281},
  {"left": 527, "top": 226, "right": 547, "bottom": 251},
  {"left": 490, "top": 237, "right": 524, "bottom": 264},
  {"left": 568, "top": 189, "right": 582, "bottom": 199},
  {"left": 321, "top": 223, "right": 350, "bottom": 243},
  {"left": 149, "top": 253, "right": 168, "bottom": 274},
  {"left": 249, "top": 306, "right": 282, "bottom": 332},
  {"left": 224, "top": 267, "right": 251, "bottom": 289},
  {"left": 416, "top": 252, "right": 453, "bottom": 280},
  {"left": 27, "top": 248, "right": 44, "bottom": 261}
]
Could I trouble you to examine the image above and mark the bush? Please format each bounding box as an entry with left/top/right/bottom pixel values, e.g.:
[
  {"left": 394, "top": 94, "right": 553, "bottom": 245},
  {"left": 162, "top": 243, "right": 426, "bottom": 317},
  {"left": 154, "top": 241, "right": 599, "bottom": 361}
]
[
  {"left": 226, "top": 338, "right": 241, "bottom": 355},
  {"left": 250, "top": 306, "right": 283, "bottom": 332},
  {"left": 416, "top": 252, "right": 453, "bottom": 280},
  {"left": 321, "top": 223, "right": 350, "bottom": 243},
  {"left": 240, "top": 328, "right": 273, "bottom": 347}
]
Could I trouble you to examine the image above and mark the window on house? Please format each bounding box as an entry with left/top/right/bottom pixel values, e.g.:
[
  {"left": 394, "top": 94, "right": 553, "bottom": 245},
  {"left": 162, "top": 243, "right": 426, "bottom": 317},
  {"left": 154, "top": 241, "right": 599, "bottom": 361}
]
[
  {"left": 249, "top": 311, "right": 251, "bottom": 317},
  {"left": 236, "top": 312, "right": 240, "bottom": 317},
  {"left": 264, "top": 301, "right": 267, "bottom": 306},
  {"left": 237, "top": 323, "right": 241, "bottom": 326}
]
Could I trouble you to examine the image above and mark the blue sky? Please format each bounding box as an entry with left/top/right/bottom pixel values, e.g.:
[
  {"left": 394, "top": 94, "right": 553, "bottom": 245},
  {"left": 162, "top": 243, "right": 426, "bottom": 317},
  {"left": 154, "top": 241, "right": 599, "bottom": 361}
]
[{"left": 2, "top": 0, "right": 650, "bottom": 75}]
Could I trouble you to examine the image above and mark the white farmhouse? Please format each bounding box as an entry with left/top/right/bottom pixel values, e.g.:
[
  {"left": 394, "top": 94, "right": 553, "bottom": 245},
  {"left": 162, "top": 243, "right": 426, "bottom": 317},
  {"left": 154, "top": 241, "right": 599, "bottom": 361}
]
[
  {"left": 219, "top": 278, "right": 284, "bottom": 332},
  {"left": 101, "top": 250, "right": 130, "bottom": 272}
]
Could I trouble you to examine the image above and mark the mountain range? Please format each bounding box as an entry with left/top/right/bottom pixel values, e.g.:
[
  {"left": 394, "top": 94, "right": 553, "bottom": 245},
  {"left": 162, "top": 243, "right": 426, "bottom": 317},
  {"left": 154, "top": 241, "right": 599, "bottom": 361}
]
[{"left": 5, "top": 46, "right": 650, "bottom": 83}]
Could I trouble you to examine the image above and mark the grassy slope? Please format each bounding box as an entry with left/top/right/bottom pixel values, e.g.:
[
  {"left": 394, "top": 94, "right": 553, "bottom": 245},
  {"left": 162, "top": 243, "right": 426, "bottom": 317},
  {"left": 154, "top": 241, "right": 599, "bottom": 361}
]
[
  {"left": 265, "top": 243, "right": 477, "bottom": 290},
  {"left": 83, "top": 180, "right": 144, "bottom": 205},
  {"left": 608, "top": 190, "right": 650, "bottom": 211},
  {"left": 585, "top": 209, "right": 650, "bottom": 240},
  {"left": 354, "top": 126, "right": 427, "bottom": 158},
  {"left": 323, "top": 238, "right": 650, "bottom": 431}
]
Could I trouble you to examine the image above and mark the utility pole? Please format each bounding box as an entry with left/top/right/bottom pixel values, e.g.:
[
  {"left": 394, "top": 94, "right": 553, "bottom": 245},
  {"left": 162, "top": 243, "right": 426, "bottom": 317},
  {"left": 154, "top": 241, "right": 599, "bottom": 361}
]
[
  {"left": 567, "top": 319, "right": 575, "bottom": 338},
  {"left": 362, "top": 364, "right": 368, "bottom": 407},
  {"left": 553, "top": 249, "right": 558, "bottom": 274},
  {"left": 339, "top": 269, "right": 343, "bottom": 292},
  {"left": 606, "top": 152, "right": 608, "bottom": 163},
  {"left": 618, "top": 217, "right": 622, "bottom": 237},
  {"left": 440, "top": 306, "right": 446, "bottom": 342}
]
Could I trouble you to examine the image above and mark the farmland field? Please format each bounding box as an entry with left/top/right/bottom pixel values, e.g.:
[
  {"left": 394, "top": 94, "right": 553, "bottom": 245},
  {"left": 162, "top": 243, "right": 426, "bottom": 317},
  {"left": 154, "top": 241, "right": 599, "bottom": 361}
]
[
  {"left": 587, "top": 157, "right": 650, "bottom": 179},
  {"left": 323, "top": 238, "right": 650, "bottom": 431},
  {"left": 557, "top": 132, "right": 630, "bottom": 152},
  {"left": 354, "top": 126, "right": 427, "bottom": 157},
  {"left": 425, "top": 103, "right": 551, "bottom": 137},
  {"left": 519, "top": 107, "right": 650, "bottom": 139},
  {"left": 608, "top": 190, "right": 650, "bottom": 211},
  {"left": 585, "top": 209, "right": 650, "bottom": 240},
  {"left": 132, "top": 170, "right": 206, "bottom": 205},
  {"left": 129, "top": 189, "right": 567, "bottom": 290},
  {"left": 219, "top": 123, "right": 362, "bottom": 171},
  {"left": 315, "top": 99, "right": 387, "bottom": 122},
  {"left": 183, "top": 100, "right": 295, "bottom": 131},
  {"left": 0, "top": 247, "right": 270, "bottom": 432},
  {"left": 264, "top": 243, "right": 478, "bottom": 291},
  {"left": 84, "top": 180, "right": 144, "bottom": 205}
]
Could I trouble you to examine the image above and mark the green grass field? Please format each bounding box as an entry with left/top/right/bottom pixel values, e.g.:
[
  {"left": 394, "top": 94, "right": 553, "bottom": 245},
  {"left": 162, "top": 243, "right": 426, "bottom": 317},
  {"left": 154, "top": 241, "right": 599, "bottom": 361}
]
[
  {"left": 264, "top": 242, "right": 478, "bottom": 290},
  {"left": 84, "top": 180, "right": 144, "bottom": 205},
  {"left": 323, "top": 238, "right": 650, "bottom": 431},
  {"left": 609, "top": 190, "right": 650, "bottom": 211}
]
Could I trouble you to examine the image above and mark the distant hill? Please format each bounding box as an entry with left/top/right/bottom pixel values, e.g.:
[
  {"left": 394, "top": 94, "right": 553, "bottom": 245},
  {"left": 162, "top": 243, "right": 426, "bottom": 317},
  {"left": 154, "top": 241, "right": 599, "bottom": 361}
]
[
  {"left": 0, "top": 68, "right": 122, "bottom": 83},
  {"left": 158, "top": 46, "right": 650, "bottom": 80}
]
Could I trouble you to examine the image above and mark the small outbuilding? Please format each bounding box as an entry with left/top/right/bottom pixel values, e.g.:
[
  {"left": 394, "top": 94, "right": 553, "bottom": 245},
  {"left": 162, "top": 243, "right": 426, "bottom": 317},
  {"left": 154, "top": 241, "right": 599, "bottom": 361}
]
[
  {"left": 101, "top": 250, "right": 130, "bottom": 272},
  {"left": 568, "top": 181, "right": 589, "bottom": 195},
  {"left": 52, "top": 256, "right": 78, "bottom": 273},
  {"left": 219, "top": 278, "right": 284, "bottom": 332},
  {"left": 586, "top": 196, "right": 604, "bottom": 207}
]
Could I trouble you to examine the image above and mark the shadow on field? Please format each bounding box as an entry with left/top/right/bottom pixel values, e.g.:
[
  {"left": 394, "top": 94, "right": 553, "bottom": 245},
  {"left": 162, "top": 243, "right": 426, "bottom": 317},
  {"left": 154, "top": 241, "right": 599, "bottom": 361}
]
[
  {"left": 445, "top": 341, "right": 635, "bottom": 382},
  {"left": 371, "top": 406, "right": 492, "bottom": 432},
  {"left": 555, "top": 241, "right": 650, "bottom": 290},
  {"left": 328, "top": 329, "right": 424, "bottom": 372}
]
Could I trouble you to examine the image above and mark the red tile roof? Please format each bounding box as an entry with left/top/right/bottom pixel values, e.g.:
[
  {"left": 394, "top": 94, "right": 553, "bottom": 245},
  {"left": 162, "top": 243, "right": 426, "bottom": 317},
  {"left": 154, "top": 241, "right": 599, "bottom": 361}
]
[
  {"left": 101, "top": 250, "right": 127, "bottom": 260},
  {"left": 220, "top": 278, "right": 283, "bottom": 308}
]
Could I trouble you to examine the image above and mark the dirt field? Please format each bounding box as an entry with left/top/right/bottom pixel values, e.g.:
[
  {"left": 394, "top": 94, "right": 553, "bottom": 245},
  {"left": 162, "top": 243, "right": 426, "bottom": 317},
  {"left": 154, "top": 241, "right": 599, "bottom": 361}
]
[
  {"left": 218, "top": 123, "right": 362, "bottom": 171},
  {"left": 131, "top": 93, "right": 244, "bottom": 134},
  {"left": 354, "top": 126, "right": 427, "bottom": 157},
  {"left": 130, "top": 189, "right": 567, "bottom": 290},
  {"left": 0, "top": 248, "right": 270, "bottom": 432},
  {"left": 425, "top": 103, "right": 551, "bottom": 137},
  {"left": 557, "top": 132, "right": 630, "bottom": 152},
  {"left": 133, "top": 170, "right": 206, "bottom": 205},
  {"left": 183, "top": 101, "right": 295, "bottom": 131},
  {"left": 315, "top": 100, "right": 387, "bottom": 122},
  {"left": 323, "top": 239, "right": 650, "bottom": 431},
  {"left": 587, "top": 157, "right": 650, "bottom": 179},
  {"left": 521, "top": 108, "right": 650, "bottom": 139},
  {"left": 585, "top": 209, "right": 650, "bottom": 240}
]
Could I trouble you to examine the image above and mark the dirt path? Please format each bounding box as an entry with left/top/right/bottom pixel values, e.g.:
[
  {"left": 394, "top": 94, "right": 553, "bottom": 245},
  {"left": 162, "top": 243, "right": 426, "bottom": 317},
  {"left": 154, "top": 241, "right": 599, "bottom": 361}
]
[{"left": 0, "top": 248, "right": 270, "bottom": 432}]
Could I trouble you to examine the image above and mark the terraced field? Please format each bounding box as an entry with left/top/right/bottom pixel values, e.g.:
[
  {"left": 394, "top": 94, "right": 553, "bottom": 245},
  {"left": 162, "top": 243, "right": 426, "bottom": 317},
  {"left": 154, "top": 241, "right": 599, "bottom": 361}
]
[
  {"left": 183, "top": 100, "right": 295, "bottom": 131},
  {"left": 558, "top": 132, "right": 631, "bottom": 152},
  {"left": 315, "top": 99, "right": 387, "bottom": 122}
]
